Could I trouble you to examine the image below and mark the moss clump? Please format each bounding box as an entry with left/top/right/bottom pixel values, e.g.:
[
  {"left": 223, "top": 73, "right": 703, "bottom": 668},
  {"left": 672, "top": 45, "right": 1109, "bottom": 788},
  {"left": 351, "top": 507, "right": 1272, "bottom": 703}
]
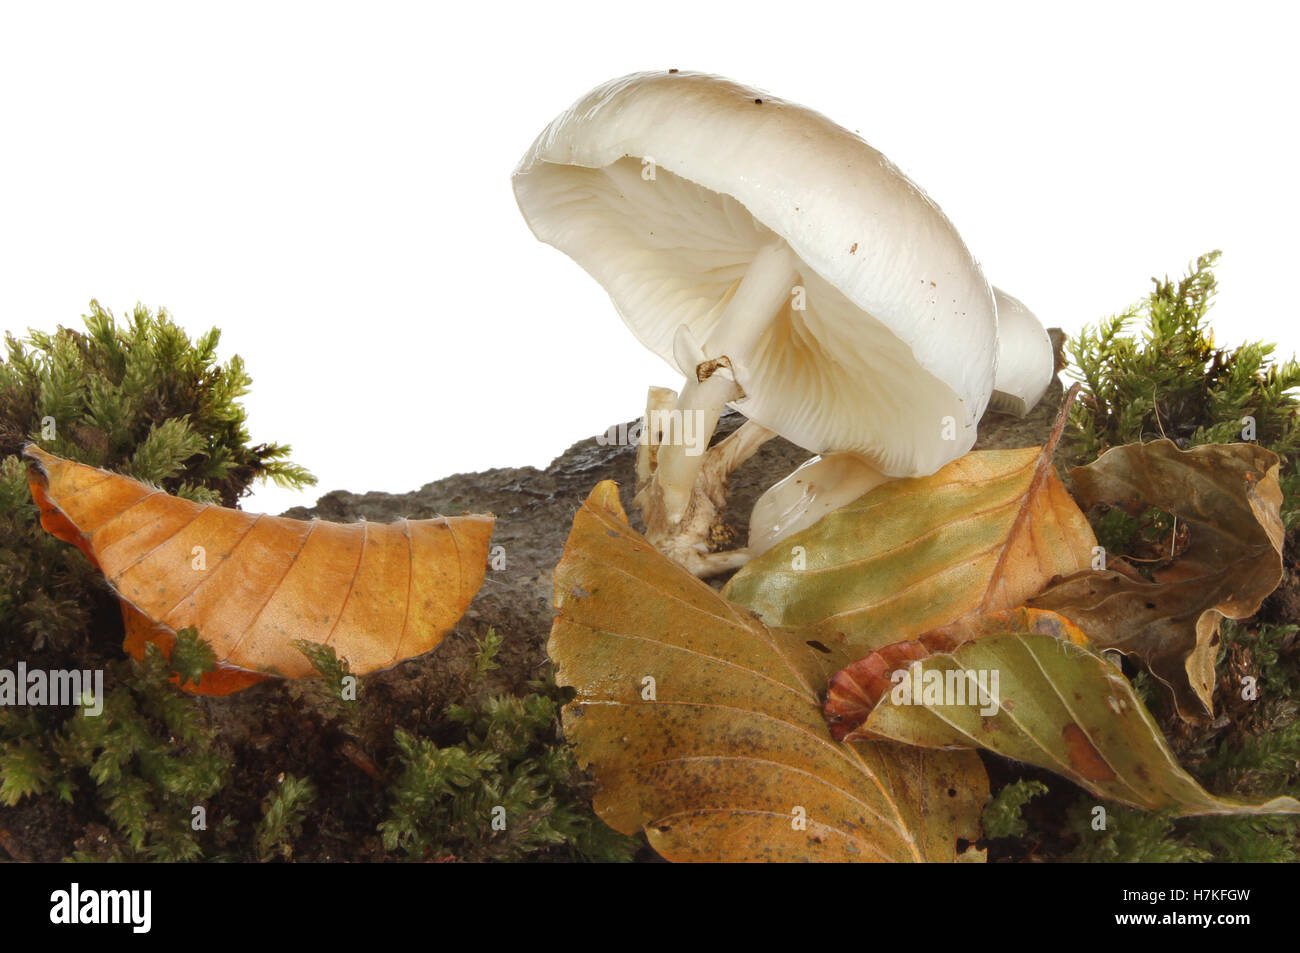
[
  {"left": 0, "top": 300, "right": 313, "bottom": 501},
  {"left": 981, "top": 779, "right": 1049, "bottom": 840},
  {"left": 0, "top": 635, "right": 228, "bottom": 861},
  {"left": 0, "top": 302, "right": 314, "bottom": 663},
  {"left": 1068, "top": 250, "right": 1300, "bottom": 529},
  {"left": 0, "top": 302, "right": 314, "bottom": 860},
  {"left": 377, "top": 630, "right": 640, "bottom": 862},
  {"left": 1063, "top": 805, "right": 1211, "bottom": 863},
  {"left": 990, "top": 254, "right": 1300, "bottom": 863}
]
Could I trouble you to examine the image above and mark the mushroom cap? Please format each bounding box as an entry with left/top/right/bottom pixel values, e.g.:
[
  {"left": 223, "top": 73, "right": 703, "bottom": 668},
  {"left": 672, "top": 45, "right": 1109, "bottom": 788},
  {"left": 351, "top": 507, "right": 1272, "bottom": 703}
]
[
  {"left": 513, "top": 70, "right": 997, "bottom": 477},
  {"left": 989, "top": 287, "right": 1056, "bottom": 417}
]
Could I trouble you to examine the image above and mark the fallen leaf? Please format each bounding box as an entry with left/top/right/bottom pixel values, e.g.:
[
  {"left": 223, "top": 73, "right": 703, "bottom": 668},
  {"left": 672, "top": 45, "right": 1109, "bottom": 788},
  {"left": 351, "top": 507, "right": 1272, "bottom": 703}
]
[
  {"left": 841, "top": 630, "right": 1300, "bottom": 816},
  {"left": 824, "top": 608, "right": 1090, "bottom": 741},
  {"left": 549, "top": 480, "right": 987, "bottom": 862},
  {"left": 24, "top": 445, "right": 494, "bottom": 692},
  {"left": 120, "top": 603, "right": 273, "bottom": 695},
  {"left": 722, "top": 399, "right": 1095, "bottom": 651},
  {"left": 1028, "top": 439, "right": 1283, "bottom": 721}
]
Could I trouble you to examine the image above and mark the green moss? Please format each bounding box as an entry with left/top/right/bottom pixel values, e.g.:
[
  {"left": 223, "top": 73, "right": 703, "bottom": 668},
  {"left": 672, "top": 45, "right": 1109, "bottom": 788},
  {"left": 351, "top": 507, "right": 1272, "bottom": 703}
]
[
  {"left": 0, "top": 643, "right": 226, "bottom": 861},
  {"left": 1064, "top": 803, "right": 1211, "bottom": 863},
  {"left": 0, "top": 735, "right": 52, "bottom": 807},
  {"left": 0, "top": 302, "right": 314, "bottom": 861},
  {"left": 168, "top": 628, "right": 219, "bottom": 689},
  {"left": 1171, "top": 815, "right": 1297, "bottom": 863},
  {"left": 1, "top": 301, "right": 314, "bottom": 501},
  {"left": 1002, "top": 254, "right": 1300, "bottom": 863},
  {"left": 256, "top": 773, "right": 318, "bottom": 861},
  {"left": 378, "top": 633, "right": 640, "bottom": 863},
  {"left": 982, "top": 779, "right": 1049, "bottom": 840},
  {"left": 1067, "top": 251, "right": 1300, "bottom": 526}
]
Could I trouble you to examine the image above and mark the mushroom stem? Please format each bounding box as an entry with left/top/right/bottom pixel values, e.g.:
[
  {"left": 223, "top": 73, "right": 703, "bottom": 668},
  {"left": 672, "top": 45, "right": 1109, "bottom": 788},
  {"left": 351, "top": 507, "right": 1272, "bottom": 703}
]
[
  {"left": 747, "top": 452, "right": 892, "bottom": 557},
  {"left": 636, "top": 385, "right": 679, "bottom": 490},
  {"left": 658, "top": 418, "right": 777, "bottom": 576},
  {"left": 705, "top": 239, "right": 801, "bottom": 362},
  {"left": 707, "top": 416, "right": 778, "bottom": 475},
  {"left": 654, "top": 370, "right": 741, "bottom": 520},
  {"left": 656, "top": 239, "right": 799, "bottom": 521},
  {"left": 635, "top": 386, "right": 777, "bottom": 577}
]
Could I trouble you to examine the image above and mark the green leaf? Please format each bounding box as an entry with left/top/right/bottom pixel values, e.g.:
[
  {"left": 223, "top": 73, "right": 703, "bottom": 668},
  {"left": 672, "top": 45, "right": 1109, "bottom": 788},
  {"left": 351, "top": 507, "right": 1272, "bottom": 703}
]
[
  {"left": 853, "top": 633, "right": 1300, "bottom": 816},
  {"left": 722, "top": 445, "right": 1095, "bottom": 652}
]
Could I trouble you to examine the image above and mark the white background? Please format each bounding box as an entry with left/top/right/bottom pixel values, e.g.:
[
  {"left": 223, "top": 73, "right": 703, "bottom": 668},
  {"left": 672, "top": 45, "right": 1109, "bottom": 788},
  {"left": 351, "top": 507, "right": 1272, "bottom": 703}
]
[{"left": 2, "top": 1, "right": 1296, "bottom": 513}]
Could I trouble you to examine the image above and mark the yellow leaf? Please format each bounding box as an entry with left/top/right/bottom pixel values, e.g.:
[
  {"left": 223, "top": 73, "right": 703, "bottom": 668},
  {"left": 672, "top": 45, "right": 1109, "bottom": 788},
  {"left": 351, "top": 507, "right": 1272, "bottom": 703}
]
[{"left": 549, "top": 481, "right": 986, "bottom": 862}]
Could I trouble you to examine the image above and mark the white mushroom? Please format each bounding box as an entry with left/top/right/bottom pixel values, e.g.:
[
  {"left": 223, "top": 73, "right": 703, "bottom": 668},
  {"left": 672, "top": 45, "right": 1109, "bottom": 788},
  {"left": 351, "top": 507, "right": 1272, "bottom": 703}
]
[
  {"left": 989, "top": 287, "right": 1056, "bottom": 418},
  {"left": 513, "top": 71, "right": 998, "bottom": 575},
  {"left": 746, "top": 451, "right": 890, "bottom": 557},
  {"left": 747, "top": 286, "right": 1060, "bottom": 557}
]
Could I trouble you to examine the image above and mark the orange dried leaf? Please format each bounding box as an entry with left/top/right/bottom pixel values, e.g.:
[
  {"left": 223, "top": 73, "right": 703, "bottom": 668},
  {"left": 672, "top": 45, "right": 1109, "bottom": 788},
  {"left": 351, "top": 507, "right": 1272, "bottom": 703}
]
[{"left": 24, "top": 446, "right": 494, "bottom": 692}]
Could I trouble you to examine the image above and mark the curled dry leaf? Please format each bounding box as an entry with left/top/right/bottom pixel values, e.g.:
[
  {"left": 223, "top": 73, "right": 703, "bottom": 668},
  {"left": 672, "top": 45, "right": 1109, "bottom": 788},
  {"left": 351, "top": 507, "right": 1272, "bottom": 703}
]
[
  {"left": 1028, "top": 439, "right": 1284, "bottom": 722},
  {"left": 549, "top": 480, "right": 987, "bottom": 862},
  {"left": 722, "top": 398, "right": 1095, "bottom": 652},
  {"left": 24, "top": 446, "right": 494, "bottom": 694},
  {"left": 840, "top": 629, "right": 1300, "bottom": 816}
]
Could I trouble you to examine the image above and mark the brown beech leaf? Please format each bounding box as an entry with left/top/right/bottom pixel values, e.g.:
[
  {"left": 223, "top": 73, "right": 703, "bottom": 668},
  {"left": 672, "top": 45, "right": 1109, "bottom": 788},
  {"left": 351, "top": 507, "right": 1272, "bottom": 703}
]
[
  {"left": 24, "top": 446, "right": 494, "bottom": 693},
  {"left": 1028, "top": 439, "right": 1284, "bottom": 722},
  {"left": 839, "top": 629, "right": 1300, "bottom": 816},
  {"left": 722, "top": 392, "right": 1095, "bottom": 653},
  {"left": 549, "top": 480, "right": 987, "bottom": 862}
]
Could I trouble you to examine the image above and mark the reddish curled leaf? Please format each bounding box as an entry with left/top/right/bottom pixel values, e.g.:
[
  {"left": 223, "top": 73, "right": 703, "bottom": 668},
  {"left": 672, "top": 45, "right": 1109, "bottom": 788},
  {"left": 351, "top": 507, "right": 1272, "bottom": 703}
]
[
  {"left": 24, "top": 445, "right": 494, "bottom": 693},
  {"left": 549, "top": 481, "right": 988, "bottom": 863},
  {"left": 824, "top": 640, "right": 930, "bottom": 743},
  {"left": 824, "top": 608, "right": 1089, "bottom": 740},
  {"left": 1028, "top": 439, "right": 1284, "bottom": 722}
]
